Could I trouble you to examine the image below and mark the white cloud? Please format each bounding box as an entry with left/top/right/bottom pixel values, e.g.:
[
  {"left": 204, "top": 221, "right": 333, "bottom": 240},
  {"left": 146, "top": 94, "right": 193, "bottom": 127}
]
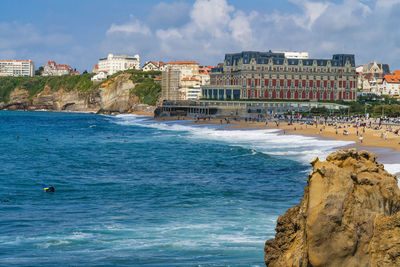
[
  {"left": 190, "top": 0, "right": 234, "bottom": 38},
  {"left": 229, "top": 11, "right": 256, "bottom": 45},
  {"left": 94, "top": 0, "right": 400, "bottom": 69},
  {"left": 107, "top": 15, "right": 151, "bottom": 35},
  {"left": 289, "top": 0, "right": 330, "bottom": 29},
  {"left": 376, "top": 0, "right": 400, "bottom": 8}
]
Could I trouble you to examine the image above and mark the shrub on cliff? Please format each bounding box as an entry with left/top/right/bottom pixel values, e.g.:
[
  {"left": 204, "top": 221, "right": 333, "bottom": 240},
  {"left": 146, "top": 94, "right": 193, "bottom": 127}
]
[
  {"left": 132, "top": 79, "right": 161, "bottom": 106},
  {"left": 0, "top": 74, "right": 97, "bottom": 102}
]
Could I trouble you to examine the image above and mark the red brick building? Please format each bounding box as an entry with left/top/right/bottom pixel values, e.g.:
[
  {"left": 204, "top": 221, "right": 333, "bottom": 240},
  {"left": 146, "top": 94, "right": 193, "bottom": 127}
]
[{"left": 202, "top": 51, "right": 357, "bottom": 101}]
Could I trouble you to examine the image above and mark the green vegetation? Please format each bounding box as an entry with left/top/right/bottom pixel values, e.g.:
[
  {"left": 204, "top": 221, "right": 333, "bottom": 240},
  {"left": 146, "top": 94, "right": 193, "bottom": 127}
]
[
  {"left": 106, "top": 69, "right": 162, "bottom": 105},
  {"left": 0, "top": 74, "right": 97, "bottom": 102},
  {"left": 0, "top": 70, "right": 162, "bottom": 106},
  {"left": 124, "top": 70, "right": 161, "bottom": 106}
]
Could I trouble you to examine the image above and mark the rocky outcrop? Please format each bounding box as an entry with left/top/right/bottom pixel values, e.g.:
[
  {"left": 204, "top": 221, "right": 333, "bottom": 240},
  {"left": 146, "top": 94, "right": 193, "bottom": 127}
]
[
  {"left": 2, "top": 74, "right": 155, "bottom": 114},
  {"left": 4, "top": 88, "right": 30, "bottom": 110},
  {"left": 265, "top": 149, "right": 400, "bottom": 267}
]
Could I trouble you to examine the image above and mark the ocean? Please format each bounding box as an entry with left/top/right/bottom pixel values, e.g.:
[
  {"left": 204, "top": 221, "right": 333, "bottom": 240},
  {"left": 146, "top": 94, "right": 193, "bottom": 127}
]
[{"left": 0, "top": 111, "right": 397, "bottom": 266}]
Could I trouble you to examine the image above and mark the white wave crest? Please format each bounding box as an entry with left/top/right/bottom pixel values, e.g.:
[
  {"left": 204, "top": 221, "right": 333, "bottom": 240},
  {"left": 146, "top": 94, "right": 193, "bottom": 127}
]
[{"left": 110, "top": 115, "right": 355, "bottom": 164}]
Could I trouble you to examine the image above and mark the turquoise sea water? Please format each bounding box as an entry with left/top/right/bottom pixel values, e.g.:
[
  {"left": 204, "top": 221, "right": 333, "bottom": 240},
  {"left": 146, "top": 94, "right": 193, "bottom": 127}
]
[{"left": 0, "top": 111, "right": 353, "bottom": 266}]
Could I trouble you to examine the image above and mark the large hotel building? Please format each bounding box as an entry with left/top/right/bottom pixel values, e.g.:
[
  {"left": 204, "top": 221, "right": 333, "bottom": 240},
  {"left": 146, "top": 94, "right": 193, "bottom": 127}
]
[{"left": 202, "top": 51, "right": 357, "bottom": 101}]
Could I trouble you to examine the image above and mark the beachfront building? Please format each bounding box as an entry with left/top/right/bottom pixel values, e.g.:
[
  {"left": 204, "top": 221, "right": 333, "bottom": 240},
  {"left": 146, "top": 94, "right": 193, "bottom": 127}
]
[
  {"left": 199, "top": 66, "right": 215, "bottom": 86},
  {"left": 202, "top": 51, "right": 357, "bottom": 101},
  {"left": 42, "top": 61, "right": 74, "bottom": 76},
  {"left": 376, "top": 70, "right": 400, "bottom": 96},
  {"left": 97, "top": 53, "right": 140, "bottom": 76},
  {"left": 142, "top": 61, "right": 165, "bottom": 72},
  {"left": 0, "top": 60, "right": 35, "bottom": 77},
  {"left": 357, "top": 61, "right": 391, "bottom": 93},
  {"left": 161, "top": 61, "right": 205, "bottom": 101}
]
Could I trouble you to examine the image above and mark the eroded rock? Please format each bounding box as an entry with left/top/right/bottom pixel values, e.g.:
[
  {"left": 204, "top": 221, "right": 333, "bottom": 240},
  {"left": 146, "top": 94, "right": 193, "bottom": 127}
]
[{"left": 265, "top": 149, "right": 400, "bottom": 267}]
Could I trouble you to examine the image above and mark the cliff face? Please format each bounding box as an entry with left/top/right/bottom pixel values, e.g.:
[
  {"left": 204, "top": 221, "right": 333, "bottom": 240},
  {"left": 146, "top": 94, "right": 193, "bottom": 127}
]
[
  {"left": 265, "top": 149, "right": 400, "bottom": 267},
  {"left": 2, "top": 74, "right": 154, "bottom": 114}
]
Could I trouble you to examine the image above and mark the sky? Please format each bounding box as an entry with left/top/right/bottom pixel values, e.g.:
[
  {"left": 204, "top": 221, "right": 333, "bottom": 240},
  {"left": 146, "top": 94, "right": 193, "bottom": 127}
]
[{"left": 1, "top": 0, "right": 399, "bottom": 71}]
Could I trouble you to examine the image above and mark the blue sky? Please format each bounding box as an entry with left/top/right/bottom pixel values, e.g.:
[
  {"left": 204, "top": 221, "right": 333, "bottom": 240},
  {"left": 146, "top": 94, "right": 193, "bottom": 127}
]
[{"left": 1, "top": 0, "right": 399, "bottom": 71}]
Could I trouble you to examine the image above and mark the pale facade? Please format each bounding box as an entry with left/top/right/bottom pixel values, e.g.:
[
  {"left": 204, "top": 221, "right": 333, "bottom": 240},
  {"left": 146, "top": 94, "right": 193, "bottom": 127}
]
[
  {"left": 92, "top": 65, "right": 99, "bottom": 74},
  {"left": 91, "top": 71, "right": 108, "bottom": 82},
  {"left": 358, "top": 61, "right": 391, "bottom": 93},
  {"left": 0, "top": 60, "right": 35, "bottom": 77},
  {"left": 98, "top": 53, "right": 140, "bottom": 75},
  {"left": 161, "top": 68, "right": 180, "bottom": 100},
  {"left": 161, "top": 61, "right": 204, "bottom": 101},
  {"left": 42, "top": 61, "right": 73, "bottom": 76},
  {"left": 199, "top": 66, "right": 214, "bottom": 86},
  {"left": 273, "top": 51, "right": 309, "bottom": 59},
  {"left": 142, "top": 61, "right": 164, "bottom": 72},
  {"left": 376, "top": 72, "right": 400, "bottom": 96}
]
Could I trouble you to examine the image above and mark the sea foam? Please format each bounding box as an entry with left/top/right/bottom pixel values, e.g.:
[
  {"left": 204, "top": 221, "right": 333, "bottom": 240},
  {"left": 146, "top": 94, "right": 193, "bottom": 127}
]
[
  {"left": 112, "top": 115, "right": 352, "bottom": 163},
  {"left": 112, "top": 115, "right": 400, "bottom": 180}
]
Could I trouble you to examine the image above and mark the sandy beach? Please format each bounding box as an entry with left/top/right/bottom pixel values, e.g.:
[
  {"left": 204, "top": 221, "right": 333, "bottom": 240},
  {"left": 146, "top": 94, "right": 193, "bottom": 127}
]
[{"left": 189, "top": 117, "right": 400, "bottom": 152}]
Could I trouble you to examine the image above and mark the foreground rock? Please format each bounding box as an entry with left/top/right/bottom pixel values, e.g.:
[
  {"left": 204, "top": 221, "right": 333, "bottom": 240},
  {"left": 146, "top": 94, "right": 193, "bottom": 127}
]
[{"left": 265, "top": 149, "right": 400, "bottom": 267}]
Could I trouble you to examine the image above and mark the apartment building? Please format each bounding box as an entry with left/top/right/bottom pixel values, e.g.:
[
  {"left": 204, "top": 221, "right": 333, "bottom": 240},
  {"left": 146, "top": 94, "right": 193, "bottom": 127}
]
[{"left": 0, "top": 60, "right": 35, "bottom": 77}]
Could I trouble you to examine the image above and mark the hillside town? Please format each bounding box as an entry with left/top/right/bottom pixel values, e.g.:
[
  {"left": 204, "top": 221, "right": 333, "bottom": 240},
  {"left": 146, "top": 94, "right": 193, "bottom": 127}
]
[{"left": 0, "top": 50, "right": 399, "bottom": 104}]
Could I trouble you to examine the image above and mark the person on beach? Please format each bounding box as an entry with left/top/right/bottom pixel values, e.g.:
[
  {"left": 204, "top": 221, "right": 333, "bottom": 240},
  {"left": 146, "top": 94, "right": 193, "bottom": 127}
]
[{"left": 359, "top": 135, "right": 363, "bottom": 143}]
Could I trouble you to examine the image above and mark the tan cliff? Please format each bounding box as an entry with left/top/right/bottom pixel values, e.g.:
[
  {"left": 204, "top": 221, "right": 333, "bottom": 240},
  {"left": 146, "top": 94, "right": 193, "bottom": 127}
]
[
  {"left": 265, "top": 149, "right": 400, "bottom": 267},
  {"left": 2, "top": 74, "right": 154, "bottom": 114}
]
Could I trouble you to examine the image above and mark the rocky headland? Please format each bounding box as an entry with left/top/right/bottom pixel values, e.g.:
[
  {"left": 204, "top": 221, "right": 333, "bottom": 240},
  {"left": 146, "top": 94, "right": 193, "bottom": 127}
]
[
  {"left": 0, "top": 72, "right": 157, "bottom": 115},
  {"left": 265, "top": 149, "right": 400, "bottom": 267}
]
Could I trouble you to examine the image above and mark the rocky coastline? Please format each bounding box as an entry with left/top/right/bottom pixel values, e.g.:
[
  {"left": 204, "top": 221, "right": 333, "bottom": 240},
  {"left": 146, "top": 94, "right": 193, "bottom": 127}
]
[
  {"left": 265, "top": 149, "right": 400, "bottom": 266},
  {"left": 0, "top": 73, "right": 155, "bottom": 115}
]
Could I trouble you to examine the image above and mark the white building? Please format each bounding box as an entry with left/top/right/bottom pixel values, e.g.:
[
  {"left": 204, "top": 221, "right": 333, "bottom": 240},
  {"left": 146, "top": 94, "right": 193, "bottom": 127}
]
[
  {"left": 42, "top": 61, "right": 73, "bottom": 76},
  {"left": 273, "top": 51, "right": 309, "bottom": 59},
  {"left": 358, "top": 61, "right": 391, "bottom": 93},
  {"left": 161, "top": 61, "right": 214, "bottom": 101},
  {"left": 98, "top": 53, "right": 140, "bottom": 75},
  {"left": 91, "top": 71, "right": 108, "bottom": 82},
  {"left": 142, "top": 61, "right": 165, "bottom": 72},
  {"left": 377, "top": 71, "right": 400, "bottom": 96},
  {"left": 0, "top": 60, "right": 35, "bottom": 77},
  {"left": 187, "top": 85, "right": 202, "bottom": 101}
]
